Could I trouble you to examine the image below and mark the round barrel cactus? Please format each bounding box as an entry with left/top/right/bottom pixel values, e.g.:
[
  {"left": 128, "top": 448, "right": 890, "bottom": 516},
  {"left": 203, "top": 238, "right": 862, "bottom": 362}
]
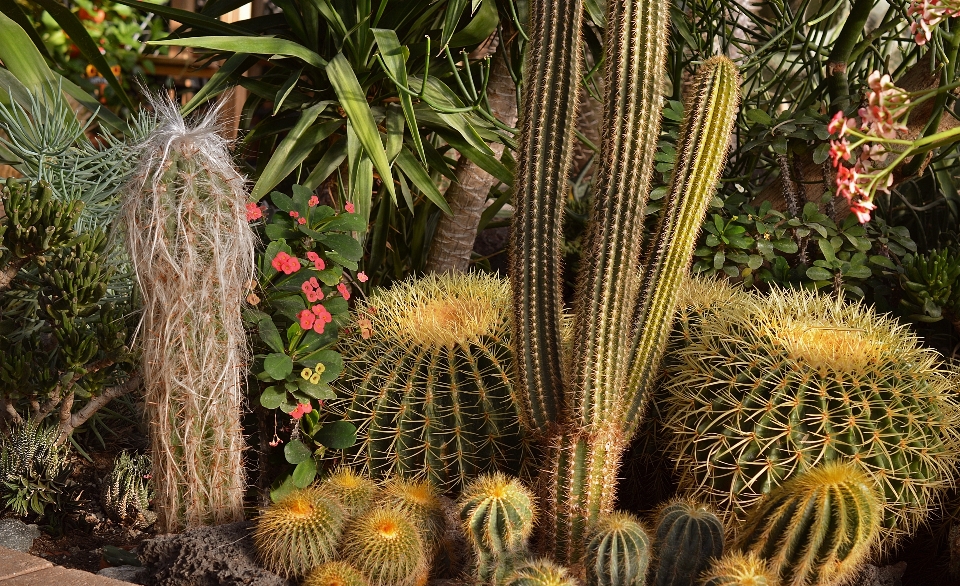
[
  {"left": 666, "top": 286, "right": 960, "bottom": 539},
  {"left": 335, "top": 273, "right": 528, "bottom": 492},
  {"left": 340, "top": 506, "right": 428, "bottom": 586},
  {"left": 302, "top": 561, "right": 370, "bottom": 586},
  {"left": 652, "top": 500, "right": 724, "bottom": 586},
  {"left": 586, "top": 512, "right": 651, "bottom": 586},
  {"left": 735, "top": 461, "right": 882, "bottom": 586},
  {"left": 504, "top": 559, "right": 578, "bottom": 586},
  {"left": 701, "top": 552, "right": 775, "bottom": 586}
]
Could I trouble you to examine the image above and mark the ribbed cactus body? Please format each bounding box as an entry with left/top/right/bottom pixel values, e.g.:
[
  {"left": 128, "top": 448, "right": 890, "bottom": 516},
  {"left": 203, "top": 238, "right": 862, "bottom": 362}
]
[
  {"left": 460, "top": 473, "right": 537, "bottom": 582},
  {"left": 666, "top": 287, "right": 960, "bottom": 538},
  {"left": 302, "top": 561, "right": 371, "bottom": 586},
  {"left": 340, "top": 506, "right": 429, "bottom": 586},
  {"left": 322, "top": 467, "right": 377, "bottom": 518},
  {"left": 652, "top": 500, "right": 724, "bottom": 586},
  {"left": 504, "top": 559, "right": 578, "bottom": 586},
  {"left": 701, "top": 552, "right": 776, "bottom": 586},
  {"left": 586, "top": 512, "right": 651, "bottom": 586},
  {"left": 253, "top": 487, "right": 346, "bottom": 578},
  {"left": 735, "top": 462, "right": 882, "bottom": 586},
  {"left": 101, "top": 451, "right": 155, "bottom": 529},
  {"left": 381, "top": 477, "right": 446, "bottom": 546},
  {"left": 337, "top": 273, "right": 526, "bottom": 492}
]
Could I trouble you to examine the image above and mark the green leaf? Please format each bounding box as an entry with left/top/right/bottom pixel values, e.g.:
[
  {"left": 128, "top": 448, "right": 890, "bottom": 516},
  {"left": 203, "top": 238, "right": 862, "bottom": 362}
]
[
  {"left": 806, "top": 266, "right": 833, "bottom": 281},
  {"left": 114, "top": 0, "right": 254, "bottom": 36},
  {"left": 303, "top": 140, "right": 348, "bottom": 191},
  {"left": 258, "top": 319, "right": 285, "bottom": 354},
  {"left": 284, "top": 439, "right": 312, "bottom": 464},
  {"left": 319, "top": 233, "right": 363, "bottom": 261},
  {"left": 150, "top": 36, "right": 328, "bottom": 69},
  {"left": 292, "top": 458, "right": 317, "bottom": 488},
  {"left": 182, "top": 53, "right": 250, "bottom": 115},
  {"left": 270, "top": 474, "right": 297, "bottom": 503},
  {"left": 870, "top": 255, "right": 897, "bottom": 270},
  {"left": 583, "top": 0, "right": 607, "bottom": 28},
  {"left": 260, "top": 386, "right": 286, "bottom": 409},
  {"left": 323, "top": 212, "right": 367, "bottom": 232},
  {"left": 433, "top": 127, "right": 512, "bottom": 184},
  {"left": 744, "top": 109, "right": 773, "bottom": 125},
  {"left": 298, "top": 349, "right": 343, "bottom": 382},
  {"left": 252, "top": 110, "right": 339, "bottom": 200},
  {"left": 372, "top": 28, "right": 424, "bottom": 162},
  {"left": 395, "top": 147, "right": 452, "bottom": 214},
  {"left": 441, "top": 0, "right": 470, "bottom": 47},
  {"left": 314, "top": 421, "right": 357, "bottom": 450},
  {"left": 327, "top": 53, "right": 396, "bottom": 200},
  {"left": 0, "top": 11, "right": 56, "bottom": 95},
  {"left": 264, "top": 353, "right": 294, "bottom": 379},
  {"left": 298, "top": 379, "right": 335, "bottom": 400},
  {"left": 274, "top": 67, "right": 305, "bottom": 115},
  {"left": 448, "top": 0, "right": 499, "bottom": 47},
  {"left": 0, "top": 0, "right": 51, "bottom": 61}
]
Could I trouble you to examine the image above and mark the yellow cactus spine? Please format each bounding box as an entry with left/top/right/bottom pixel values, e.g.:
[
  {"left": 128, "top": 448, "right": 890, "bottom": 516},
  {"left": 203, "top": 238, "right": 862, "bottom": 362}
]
[
  {"left": 321, "top": 467, "right": 378, "bottom": 518},
  {"left": 340, "top": 506, "right": 429, "bottom": 586},
  {"left": 701, "top": 552, "right": 776, "bottom": 586}
]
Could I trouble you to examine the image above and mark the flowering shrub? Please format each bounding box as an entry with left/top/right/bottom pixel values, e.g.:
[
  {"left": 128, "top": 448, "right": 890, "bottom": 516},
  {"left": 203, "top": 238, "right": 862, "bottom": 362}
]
[{"left": 244, "top": 184, "right": 365, "bottom": 491}]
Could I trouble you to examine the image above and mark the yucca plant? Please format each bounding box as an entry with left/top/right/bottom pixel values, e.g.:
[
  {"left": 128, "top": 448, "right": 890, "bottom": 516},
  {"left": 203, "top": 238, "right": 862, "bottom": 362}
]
[{"left": 509, "top": 0, "right": 740, "bottom": 565}]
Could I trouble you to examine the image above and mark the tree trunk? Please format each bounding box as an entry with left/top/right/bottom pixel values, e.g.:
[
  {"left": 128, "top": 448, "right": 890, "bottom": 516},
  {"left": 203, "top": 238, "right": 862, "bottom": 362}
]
[{"left": 425, "top": 44, "right": 518, "bottom": 273}]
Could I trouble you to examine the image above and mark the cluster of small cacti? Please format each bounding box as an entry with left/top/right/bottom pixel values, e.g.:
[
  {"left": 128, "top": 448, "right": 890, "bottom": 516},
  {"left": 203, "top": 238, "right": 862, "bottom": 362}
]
[
  {"left": 899, "top": 248, "right": 960, "bottom": 329},
  {"left": 253, "top": 468, "right": 443, "bottom": 584},
  {"left": 0, "top": 419, "right": 71, "bottom": 517},
  {"left": 101, "top": 451, "right": 156, "bottom": 529}
]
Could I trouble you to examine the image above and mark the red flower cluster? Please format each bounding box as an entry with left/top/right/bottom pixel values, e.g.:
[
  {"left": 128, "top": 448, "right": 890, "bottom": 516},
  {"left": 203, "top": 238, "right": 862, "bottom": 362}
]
[
  {"left": 309, "top": 195, "right": 320, "bottom": 207},
  {"left": 345, "top": 202, "right": 355, "bottom": 214},
  {"left": 301, "top": 277, "right": 325, "bottom": 303},
  {"left": 246, "top": 202, "right": 263, "bottom": 222},
  {"left": 357, "top": 271, "right": 368, "bottom": 283},
  {"left": 271, "top": 251, "right": 301, "bottom": 274},
  {"left": 299, "top": 304, "right": 333, "bottom": 333},
  {"left": 306, "top": 251, "right": 325, "bottom": 271},
  {"left": 290, "top": 402, "right": 313, "bottom": 420},
  {"left": 337, "top": 282, "right": 351, "bottom": 300}
]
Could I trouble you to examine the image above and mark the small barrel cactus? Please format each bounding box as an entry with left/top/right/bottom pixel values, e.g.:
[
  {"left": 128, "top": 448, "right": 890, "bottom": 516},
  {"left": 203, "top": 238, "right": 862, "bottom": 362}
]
[
  {"left": 302, "top": 561, "right": 371, "bottom": 586},
  {"left": 381, "top": 477, "right": 446, "bottom": 546},
  {"left": 321, "top": 467, "right": 377, "bottom": 517},
  {"left": 101, "top": 451, "right": 156, "bottom": 529},
  {"left": 340, "top": 506, "right": 428, "bottom": 586},
  {"left": 735, "top": 461, "right": 882, "bottom": 586},
  {"left": 253, "top": 486, "right": 346, "bottom": 578},
  {"left": 504, "top": 559, "right": 578, "bottom": 586},
  {"left": 335, "top": 273, "right": 528, "bottom": 492},
  {"left": 653, "top": 500, "right": 724, "bottom": 586},
  {"left": 586, "top": 512, "right": 651, "bottom": 586},
  {"left": 666, "top": 286, "right": 960, "bottom": 540},
  {"left": 459, "top": 473, "right": 536, "bottom": 581},
  {"left": 701, "top": 552, "right": 775, "bottom": 586}
]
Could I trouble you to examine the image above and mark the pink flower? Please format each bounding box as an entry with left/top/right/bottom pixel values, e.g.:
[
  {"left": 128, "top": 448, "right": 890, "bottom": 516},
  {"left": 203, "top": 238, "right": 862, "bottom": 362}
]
[
  {"left": 299, "top": 309, "right": 316, "bottom": 330},
  {"left": 301, "top": 281, "right": 313, "bottom": 295},
  {"left": 828, "top": 111, "right": 847, "bottom": 136},
  {"left": 245, "top": 202, "right": 263, "bottom": 221},
  {"left": 307, "top": 251, "right": 325, "bottom": 271},
  {"left": 290, "top": 403, "right": 305, "bottom": 419},
  {"left": 289, "top": 210, "right": 300, "bottom": 218},
  {"left": 828, "top": 138, "right": 851, "bottom": 167},
  {"left": 271, "top": 251, "right": 290, "bottom": 271},
  {"left": 271, "top": 252, "right": 300, "bottom": 274},
  {"left": 309, "top": 196, "right": 320, "bottom": 207},
  {"left": 345, "top": 202, "right": 355, "bottom": 214},
  {"left": 309, "top": 277, "right": 319, "bottom": 289},
  {"left": 297, "top": 217, "right": 307, "bottom": 225},
  {"left": 337, "top": 282, "right": 351, "bottom": 300},
  {"left": 849, "top": 199, "right": 877, "bottom": 223},
  {"left": 357, "top": 271, "right": 368, "bottom": 283}
]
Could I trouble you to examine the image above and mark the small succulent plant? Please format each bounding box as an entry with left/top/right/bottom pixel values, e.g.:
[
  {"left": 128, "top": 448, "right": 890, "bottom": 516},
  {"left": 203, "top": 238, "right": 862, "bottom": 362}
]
[
  {"left": 899, "top": 248, "right": 960, "bottom": 330},
  {"left": 0, "top": 419, "right": 71, "bottom": 517},
  {"left": 101, "top": 451, "right": 155, "bottom": 529}
]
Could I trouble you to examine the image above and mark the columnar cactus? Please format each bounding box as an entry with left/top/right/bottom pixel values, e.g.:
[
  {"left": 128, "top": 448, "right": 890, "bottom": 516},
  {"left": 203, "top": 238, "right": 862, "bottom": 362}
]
[
  {"left": 253, "top": 487, "right": 347, "bottom": 578},
  {"left": 666, "top": 286, "right": 960, "bottom": 538},
  {"left": 122, "top": 97, "right": 255, "bottom": 531},
  {"left": 735, "top": 462, "right": 882, "bottom": 586},
  {"left": 653, "top": 500, "right": 725, "bottom": 586},
  {"left": 336, "top": 272, "right": 527, "bottom": 492},
  {"left": 340, "top": 506, "right": 429, "bottom": 586},
  {"left": 701, "top": 552, "right": 776, "bottom": 586},
  {"left": 586, "top": 512, "right": 651, "bottom": 586}
]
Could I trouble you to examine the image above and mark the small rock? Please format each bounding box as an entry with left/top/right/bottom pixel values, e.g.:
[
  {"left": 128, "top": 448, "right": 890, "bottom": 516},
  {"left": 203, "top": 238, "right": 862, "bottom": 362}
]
[
  {"left": 849, "top": 562, "right": 907, "bottom": 586},
  {"left": 0, "top": 518, "right": 41, "bottom": 552},
  {"left": 99, "top": 565, "right": 148, "bottom": 585}
]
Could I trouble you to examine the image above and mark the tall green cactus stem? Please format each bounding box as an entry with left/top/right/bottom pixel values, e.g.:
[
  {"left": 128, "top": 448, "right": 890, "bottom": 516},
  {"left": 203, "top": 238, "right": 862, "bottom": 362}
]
[
  {"left": 122, "top": 97, "right": 255, "bottom": 531},
  {"left": 652, "top": 500, "right": 725, "bottom": 586},
  {"left": 701, "top": 552, "right": 776, "bottom": 586},
  {"left": 586, "top": 512, "right": 651, "bottom": 586},
  {"left": 735, "top": 462, "right": 882, "bottom": 586},
  {"left": 508, "top": 0, "right": 584, "bottom": 432},
  {"left": 337, "top": 273, "right": 526, "bottom": 492}
]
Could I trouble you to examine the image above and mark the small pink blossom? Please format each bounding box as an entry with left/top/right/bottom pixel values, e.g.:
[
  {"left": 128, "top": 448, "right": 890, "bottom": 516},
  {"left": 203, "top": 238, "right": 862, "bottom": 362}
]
[
  {"left": 297, "top": 217, "right": 307, "bottom": 225},
  {"left": 850, "top": 199, "right": 877, "bottom": 223},
  {"left": 829, "top": 138, "right": 851, "bottom": 166},
  {"left": 344, "top": 202, "right": 355, "bottom": 214},
  {"left": 290, "top": 402, "right": 313, "bottom": 420},
  {"left": 289, "top": 210, "right": 300, "bottom": 218},
  {"left": 299, "top": 309, "right": 316, "bottom": 330},
  {"left": 245, "top": 202, "right": 263, "bottom": 221},
  {"left": 337, "top": 282, "right": 351, "bottom": 300},
  {"left": 271, "top": 252, "right": 301, "bottom": 275},
  {"left": 306, "top": 251, "right": 325, "bottom": 271},
  {"left": 309, "top": 196, "right": 320, "bottom": 207},
  {"left": 357, "top": 271, "right": 368, "bottom": 283}
]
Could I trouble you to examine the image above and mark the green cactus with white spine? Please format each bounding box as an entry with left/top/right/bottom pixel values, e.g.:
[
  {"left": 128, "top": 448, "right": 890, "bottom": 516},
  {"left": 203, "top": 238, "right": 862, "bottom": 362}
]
[
  {"left": 252, "top": 486, "right": 346, "bottom": 578},
  {"left": 335, "top": 272, "right": 527, "bottom": 492},
  {"left": 101, "top": 451, "right": 155, "bottom": 529},
  {"left": 700, "top": 552, "right": 776, "bottom": 586},
  {"left": 665, "top": 286, "right": 960, "bottom": 539},
  {"left": 586, "top": 512, "right": 651, "bottom": 586},
  {"left": 509, "top": 0, "right": 740, "bottom": 562},
  {"left": 381, "top": 477, "right": 447, "bottom": 547},
  {"left": 340, "top": 506, "right": 429, "bottom": 586},
  {"left": 321, "top": 467, "right": 378, "bottom": 518},
  {"left": 735, "top": 462, "right": 882, "bottom": 586},
  {"left": 504, "top": 559, "right": 578, "bottom": 586},
  {"left": 302, "top": 561, "right": 371, "bottom": 586},
  {"left": 652, "top": 500, "right": 725, "bottom": 586}
]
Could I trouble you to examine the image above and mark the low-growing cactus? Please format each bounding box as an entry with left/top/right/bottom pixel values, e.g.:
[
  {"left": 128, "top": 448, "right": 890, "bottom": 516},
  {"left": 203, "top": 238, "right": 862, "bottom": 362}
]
[
  {"left": 586, "top": 512, "right": 651, "bottom": 586},
  {"left": 101, "top": 451, "right": 155, "bottom": 529},
  {"left": 253, "top": 486, "right": 346, "bottom": 578},
  {"left": 335, "top": 273, "right": 528, "bottom": 492},
  {"left": 340, "top": 506, "right": 428, "bottom": 586},
  {"left": 701, "top": 552, "right": 776, "bottom": 586},
  {"left": 321, "top": 467, "right": 377, "bottom": 517},
  {"left": 653, "top": 500, "right": 724, "bottom": 586},
  {"left": 381, "top": 477, "right": 446, "bottom": 546},
  {"left": 302, "top": 561, "right": 371, "bottom": 586},
  {"left": 666, "top": 286, "right": 960, "bottom": 539},
  {"left": 735, "top": 462, "right": 881, "bottom": 586},
  {"left": 504, "top": 559, "right": 578, "bottom": 586},
  {"left": 460, "top": 473, "right": 537, "bottom": 581},
  {"left": 0, "top": 419, "right": 70, "bottom": 517}
]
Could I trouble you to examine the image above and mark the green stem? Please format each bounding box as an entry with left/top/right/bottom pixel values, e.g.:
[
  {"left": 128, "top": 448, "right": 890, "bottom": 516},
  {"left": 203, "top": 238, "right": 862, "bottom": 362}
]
[{"left": 826, "top": 0, "right": 876, "bottom": 107}]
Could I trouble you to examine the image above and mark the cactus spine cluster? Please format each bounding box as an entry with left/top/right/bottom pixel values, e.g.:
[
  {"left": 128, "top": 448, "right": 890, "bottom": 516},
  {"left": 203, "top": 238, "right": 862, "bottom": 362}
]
[
  {"left": 504, "top": 559, "right": 579, "bottom": 586},
  {"left": 122, "top": 97, "right": 255, "bottom": 531},
  {"left": 340, "top": 506, "right": 429, "bottom": 586},
  {"left": 302, "top": 561, "right": 371, "bottom": 586},
  {"left": 253, "top": 487, "right": 346, "bottom": 578},
  {"left": 586, "top": 512, "right": 651, "bottom": 586},
  {"left": 381, "top": 477, "right": 447, "bottom": 547},
  {"left": 652, "top": 500, "right": 724, "bottom": 586},
  {"left": 735, "top": 462, "right": 882, "bottom": 586},
  {"left": 101, "top": 451, "right": 156, "bottom": 529},
  {"left": 336, "top": 272, "right": 526, "bottom": 492},
  {"left": 665, "top": 286, "right": 960, "bottom": 538},
  {"left": 323, "top": 467, "right": 378, "bottom": 517},
  {"left": 701, "top": 552, "right": 776, "bottom": 586}
]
